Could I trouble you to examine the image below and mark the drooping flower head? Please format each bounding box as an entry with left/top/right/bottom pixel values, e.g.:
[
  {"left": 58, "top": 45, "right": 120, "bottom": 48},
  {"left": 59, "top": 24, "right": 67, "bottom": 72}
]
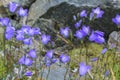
[
  {"left": 24, "top": 71, "right": 32, "bottom": 76},
  {"left": 60, "top": 27, "right": 70, "bottom": 38},
  {"left": 79, "top": 62, "right": 91, "bottom": 76},
  {"left": 18, "top": 56, "right": 32, "bottom": 66},
  {"left": 101, "top": 48, "right": 107, "bottom": 54},
  {"left": 89, "top": 30, "right": 105, "bottom": 44},
  {"left": 41, "top": 34, "right": 51, "bottom": 45},
  {"left": 17, "top": 7, "right": 28, "bottom": 17},
  {"left": 60, "top": 53, "right": 70, "bottom": 63},
  {"left": 28, "top": 49, "right": 36, "bottom": 58},
  {"left": 9, "top": 2, "right": 19, "bottom": 13},
  {"left": 74, "top": 29, "right": 84, "bottom": 39},
  {"left": 91, "top": 57, "right": 98, "bottom": 62},
  {"left": 24, "top": 58, "right": 33, "bottom": 66},
  {"left": 92, "top": 7, "right": 104, "bottom": 18},
  {"left": 0, "top": 17, "right": 10, "bottom": 26},
  {"left": 104, "top": 70, "right": 110, "bottom": 76},
  {"left": 112, "top": 14, "right": 120, "bottom": 26},
  {"left": 45, "top": 50, "right": 54, "bottom": 59},
  {"left": 81, "top": 25, "right": 90, "bottom": 36},
  {"left": 23, "top": 38, "right": 32, "bottom": 45},
  {"left": 5, "top": 26, "right": 15, "bottom": 40},
  {"left": 74, "top": 20, "right": 82, "bottom": 28},
  {"left": 80, "top": 10, "right": 87, "bottom": 17}
]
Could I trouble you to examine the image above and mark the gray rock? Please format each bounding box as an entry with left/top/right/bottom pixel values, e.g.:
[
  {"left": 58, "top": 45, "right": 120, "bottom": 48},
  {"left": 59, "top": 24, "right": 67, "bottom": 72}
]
[
  {"left": 108, "top": 31, "right": 120, "bottom": 49},
  {"left": 0, "top": 0, "right": 35, "bottom": 7},
  {"left": 27, "top": 0, "right": 113, "bottom": 26}
]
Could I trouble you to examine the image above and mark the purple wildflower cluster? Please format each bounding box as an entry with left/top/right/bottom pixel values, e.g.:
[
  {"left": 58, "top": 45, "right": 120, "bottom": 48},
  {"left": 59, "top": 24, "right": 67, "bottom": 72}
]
[
  {"left": 0, "top": 1, "right": 113, "bottom": 78},
  {"left": 44, "top": 50, "right": 70, "bottom": 66}
]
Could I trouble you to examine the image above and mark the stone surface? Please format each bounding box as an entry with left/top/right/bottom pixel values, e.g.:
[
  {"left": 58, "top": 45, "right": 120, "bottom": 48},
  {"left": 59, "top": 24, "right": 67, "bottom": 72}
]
[
  {"left": 27, "top": 0, "right": 114, "bottom": 26},
  {"left": 108, "top": 31, "right": 120, "bottom": 49}
]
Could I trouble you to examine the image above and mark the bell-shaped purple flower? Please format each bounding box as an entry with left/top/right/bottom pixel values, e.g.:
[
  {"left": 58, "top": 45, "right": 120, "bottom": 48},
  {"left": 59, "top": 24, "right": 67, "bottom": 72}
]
[
  {"left": 5, "top": 26, "right": 15, "bottom": 40},
  {"left": 112, "top": 14, "right": 120, "bottom": 25},
  {"left": 101, "top": 48, "right": 107, "bottom": 54},
  {"left": 51, "top": 58, "right": 57, "bottom": 63},
  {"left": 21, "top": 25, "right": 30, "bottom": 34},
  {"left": 92, "top": 7, "right": 104, "bottom": 18},
  {"left": 104, "top": 70, "right": 110, "bottom": 76},
  {"left": 18, "top": 56, "right": 32, "bottom": 66},
  {"left": 89, "top": 30, "right": 105, "bottom": 44},
  {"left": 45, "top": 50, "right": 54, "bottom": 59},
  {"left": 9, "top": 2, "right": 19, "bottom": 13},
  {"left": 41, "top": 34, "right": 51, "bottom": 45},
  {"left": 60, "top": 53, "right": 70, "bottom": 63},
  {"left": 28, "top": 49, "right": 36, "bottom": 58},
  {"left": 32, "top": 27, "right": 41, "bottom": 35},
  {"left": 44, "top": 57, "right": 51, "bottom": 66},
  {"left": 89, "top": 12, "right": 94, "bottom": 20},
  {"left": 73, "top": 15, "right": 77, "bottom": 21},
  {"left": 18, "top": 56, "right": 25, "bottom": 64},
  {"left": 24, "top": 58, "right": 33, "bottom": 66},
  {"left": 16, "top": 34, "right": 24, "bottom": 41},
  {"left": 79, "top": 62, "right": 91, "bottom": 76},
  {"left": 17, "top": 7, "right": 28, "bottom": 17},
  {"left": 24, "top": 71, "right": 32, "bottom": 76},
  {"left": 81, "top": 25, "right": 90, "bottom": 36},
  {"left": 0, "top": 17, "right": 10, "bottom": 26},
  {"left": 60, "top": 27, "right": 70, "bottom": 38},
  {"left": 80, "top": 10, "right": 87, "bottom": 17},
  {"left": 23, "top": 38, "right": 32, "bottom": 45},
  {"left": 74, "top": 20, "right": 82, "bottom": 28},
  {"left": 91, "top": 57, "right": 98, "bottom": 61},
  {"left": 74, "top": 29, "right": 84, "bottom": 39}
]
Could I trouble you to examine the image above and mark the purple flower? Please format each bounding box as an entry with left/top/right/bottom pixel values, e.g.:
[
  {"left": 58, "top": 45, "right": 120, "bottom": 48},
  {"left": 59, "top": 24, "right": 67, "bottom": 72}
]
[
  {"left": 101, "top": 48, "right": 107, "bottom": 54},
  {"left": 28, "top": 49, "right": 36, "bottom": 58},
  {"left": 79, "top": 62, "right": 91, "bottom": 76},
  {"left": 5, "top": 26, "right": 15, "bottom": 40},
  {"left": 89, "top": 12, "right": 94, "bottom": 20},
  {"left": 91, "top": 57, "right": 98, "bottom": 61},
  {"left": 41, "top": 34, "right": 51, "bottom": 45},
  {"left": 21, "top": 25, "right": 30, "bottom": 34},
  {"left": 0, "top": 17, "right": 10, "bottom": 26},
  {"left": 24, "top": 71, "right": 32, "bottom": 76},
  {"left": 18, "top": 56, "right": 32, "bottom": 66},
  {"left": 27, "top": 27, "right": 41, "bottom": 36},
  {"left": 74, "top": 20, "right": 82, "bottom": 28},
  {"left": 44, "top": 57, "right": 51, "bottom": 66},
  {"left": 74, "top": 29, "right": 84, "bottom": 39},
  {"left": 23, "top": 38, "right": 32, "bottom": 45},
  {"left": 73, "top": 15, "right": 77, "bottom": 21},
  {"left": 60, "top": 27, "right": 70, "bottom": 37},
  {"left": 16, "top": 34, "right": 24, "bottom": 41},
  {"left": 104, "top": 70, "right": 110, "bottom": 76},
  {"left": 92, "top": 7, "right": 104, "bottom": 18},
  {"left": 51, "top": 58, "right": 57, "bottom": 63},
  {"left": 24, "top": 58, "right": 33, "bottom": 66},
  {"left": 32, "top": 27, "right": 41, "bottom": 35},
  {"left": 60, "top": 53, "right": 70, "bottom": 63},
  {"left": 17, "top": 7, "right": 28, "bottom": 17},
  {"left": 45, "top": 50, "right": 54, "bottom": 59},
  {"left": 18, "top": 56, "right": 25, "bottom": 64},
  {"left": 81, "top": 25, "right": 90, "bottom": 36},
  {"left": 112, "top": 14, "right": 120, "bottom": 25},
  {"left": 80, "top": 10, "right": 87, "bottom": 17},
  {"left": 9, "top": 2, "right": 19, "bottom": 13},
  {"left": 89, "top": 30, "right": 105, "bottom": 44}
]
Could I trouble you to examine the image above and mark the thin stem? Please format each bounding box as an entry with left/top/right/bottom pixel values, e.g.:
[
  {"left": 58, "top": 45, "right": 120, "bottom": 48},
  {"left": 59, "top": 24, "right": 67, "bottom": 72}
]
[{"left": 46, "top": 66, "right": 51, "bottom": 80}]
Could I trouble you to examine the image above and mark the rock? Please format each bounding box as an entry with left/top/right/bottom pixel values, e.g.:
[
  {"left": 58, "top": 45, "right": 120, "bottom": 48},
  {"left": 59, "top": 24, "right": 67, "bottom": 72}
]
[
  {"left": 0, "top": 0, "right": 35, "bottom": 7},
  {"left": 27, "top": 0, "right": 113, "bottom": 26},
  {"left": 108, "top": 31, "right": 120, "bottom": 49}
]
